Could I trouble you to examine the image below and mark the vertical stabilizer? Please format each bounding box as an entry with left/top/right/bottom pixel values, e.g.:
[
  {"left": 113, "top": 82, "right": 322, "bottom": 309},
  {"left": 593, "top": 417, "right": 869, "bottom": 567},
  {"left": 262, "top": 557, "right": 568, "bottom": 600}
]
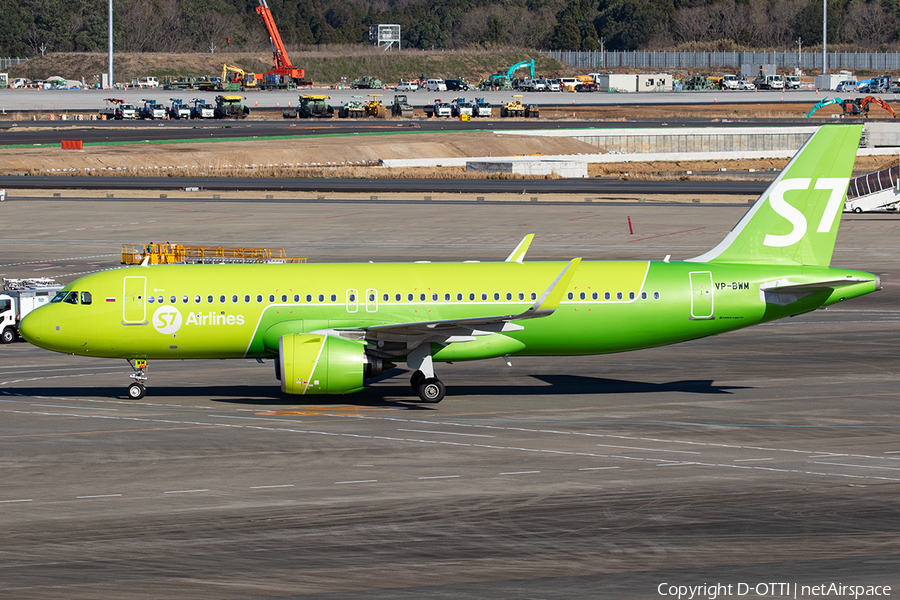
[{"left": 688, "top": 124, "right": 862, "bottom": 266}]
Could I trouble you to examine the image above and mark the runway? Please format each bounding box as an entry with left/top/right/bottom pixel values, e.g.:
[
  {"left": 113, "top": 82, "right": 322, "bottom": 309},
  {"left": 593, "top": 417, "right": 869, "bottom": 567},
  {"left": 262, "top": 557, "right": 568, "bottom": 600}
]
[{"left": 1, "top": 200, "right": 898, "bottom": 598}]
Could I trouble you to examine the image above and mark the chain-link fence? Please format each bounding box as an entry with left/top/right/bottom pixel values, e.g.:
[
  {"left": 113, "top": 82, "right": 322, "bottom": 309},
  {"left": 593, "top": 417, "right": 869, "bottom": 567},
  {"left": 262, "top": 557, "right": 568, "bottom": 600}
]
[{"left": 0, "top": 57, "right": 29, "bottom": 70}]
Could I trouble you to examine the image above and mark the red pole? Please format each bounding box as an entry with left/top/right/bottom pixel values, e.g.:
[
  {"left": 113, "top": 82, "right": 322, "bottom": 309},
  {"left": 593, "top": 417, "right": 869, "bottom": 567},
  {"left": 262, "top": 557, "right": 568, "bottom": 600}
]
[{"left": 627, "top": 216, "right": 633, "bottom": 235}]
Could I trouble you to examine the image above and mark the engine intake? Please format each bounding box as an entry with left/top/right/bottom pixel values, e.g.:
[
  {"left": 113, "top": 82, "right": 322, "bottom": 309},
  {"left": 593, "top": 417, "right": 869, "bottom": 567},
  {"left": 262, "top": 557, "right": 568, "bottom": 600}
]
[{"left": 278, "top": 333, "right": 385, "bottom": 395}]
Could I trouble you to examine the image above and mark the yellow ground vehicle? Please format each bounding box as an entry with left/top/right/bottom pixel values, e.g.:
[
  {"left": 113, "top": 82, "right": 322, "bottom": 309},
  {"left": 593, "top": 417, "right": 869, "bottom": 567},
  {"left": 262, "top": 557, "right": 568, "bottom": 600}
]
[
  {"left": 122, "top": 243, "right": 306, "bottom": 265},
  {"left": 365, "top": 94, "right": 387, "bottom": 118},
  {"left": 500, "top": 95, "right": 526, "bottom": 117},
  {"left": 221, "top": 65, "right": 260, "bottom": 91}
]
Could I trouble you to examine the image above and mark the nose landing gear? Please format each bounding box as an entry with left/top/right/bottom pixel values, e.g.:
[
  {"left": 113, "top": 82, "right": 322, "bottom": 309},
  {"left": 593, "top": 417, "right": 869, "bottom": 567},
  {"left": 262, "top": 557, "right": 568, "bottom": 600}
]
[{"left": 126, "top": 359, "right": 148, "bottom": 399}]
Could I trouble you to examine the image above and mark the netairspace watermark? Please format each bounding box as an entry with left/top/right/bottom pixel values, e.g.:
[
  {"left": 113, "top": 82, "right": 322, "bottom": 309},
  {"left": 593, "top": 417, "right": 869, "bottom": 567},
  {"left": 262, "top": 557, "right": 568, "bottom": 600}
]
[{"left": 658, "top": 582, "right": 892, "bottom": 600}]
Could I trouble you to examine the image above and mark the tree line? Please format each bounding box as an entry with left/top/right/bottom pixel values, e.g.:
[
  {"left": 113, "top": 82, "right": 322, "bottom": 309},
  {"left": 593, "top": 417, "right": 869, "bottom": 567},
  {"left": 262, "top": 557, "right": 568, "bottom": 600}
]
[{"left": 1, "top": 0, "right": 898, "bottom": 57}]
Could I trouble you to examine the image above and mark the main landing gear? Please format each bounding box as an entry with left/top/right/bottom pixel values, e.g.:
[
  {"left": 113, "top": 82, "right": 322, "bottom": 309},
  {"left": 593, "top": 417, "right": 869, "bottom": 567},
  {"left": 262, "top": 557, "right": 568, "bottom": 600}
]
[
  {"left": 126, "top": 359, "right": 148, "bottom": 399},
  {"left": 407, "top": 344, "right": 445, "bottom": 403}
]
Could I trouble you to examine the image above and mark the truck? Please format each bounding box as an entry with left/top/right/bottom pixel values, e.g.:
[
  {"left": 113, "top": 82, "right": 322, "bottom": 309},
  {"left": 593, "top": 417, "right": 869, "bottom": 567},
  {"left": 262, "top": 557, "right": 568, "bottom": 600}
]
[
  {"left": 720, "top": 74, "right": 742, "bottom": 90},
  {"left": 131, "top": 77, "right": 160, "bottom": 88},
  {"left": 99, "top": 98, "right": 137, "bottom": 120},
  {"left": 168, "top": 98, "right": 191, "bottom": 119},
  {"left": 138, "top": 99, "right": 167, "bottom": 119},
  {"left": 1, "top": 279, "right": 64, "bottom": 344},
  {"left": 190, "top": 98, "right": 215, "bottom": 119}
]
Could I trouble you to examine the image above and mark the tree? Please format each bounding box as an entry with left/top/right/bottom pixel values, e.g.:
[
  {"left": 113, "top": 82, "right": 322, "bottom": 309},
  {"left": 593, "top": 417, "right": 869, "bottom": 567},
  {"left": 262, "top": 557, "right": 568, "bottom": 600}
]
[{"left": 482, "top": 14, "right": 507, "bottom": 45}]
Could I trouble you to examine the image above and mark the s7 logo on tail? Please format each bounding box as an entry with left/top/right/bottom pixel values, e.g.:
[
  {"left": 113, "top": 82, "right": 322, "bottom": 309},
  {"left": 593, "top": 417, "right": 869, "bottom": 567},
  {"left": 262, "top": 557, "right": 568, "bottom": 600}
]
[{"left": 763, "top": 178, "right": 849, "bottom": 248}]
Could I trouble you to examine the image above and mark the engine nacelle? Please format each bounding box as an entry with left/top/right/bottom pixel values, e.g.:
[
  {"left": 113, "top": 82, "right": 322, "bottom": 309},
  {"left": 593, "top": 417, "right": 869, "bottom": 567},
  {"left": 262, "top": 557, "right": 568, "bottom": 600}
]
[{"left": 279, "top": 333, "right": 383, "bottom": 395}]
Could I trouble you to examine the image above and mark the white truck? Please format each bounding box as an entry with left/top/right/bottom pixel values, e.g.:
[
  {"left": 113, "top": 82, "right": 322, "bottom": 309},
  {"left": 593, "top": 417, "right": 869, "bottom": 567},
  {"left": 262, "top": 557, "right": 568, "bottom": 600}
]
[
  {"left": 721, "top": 74, "right": 741, "bottom": 90},
  {"left": 0, "top": 279, "right": 64, "bottom": 344}
]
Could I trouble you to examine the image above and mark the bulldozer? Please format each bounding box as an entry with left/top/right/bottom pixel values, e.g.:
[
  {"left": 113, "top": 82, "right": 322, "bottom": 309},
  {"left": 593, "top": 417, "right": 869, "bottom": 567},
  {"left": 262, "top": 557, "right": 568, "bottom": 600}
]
[
  {"left": 391, "top": 95, "right": 414, "bottom": 118},
  {"left": 283, "top": 95, "right": 334, "bottom": 119},
  {"left": 364, "top": 94, "right": 387, "bottom": 118}
]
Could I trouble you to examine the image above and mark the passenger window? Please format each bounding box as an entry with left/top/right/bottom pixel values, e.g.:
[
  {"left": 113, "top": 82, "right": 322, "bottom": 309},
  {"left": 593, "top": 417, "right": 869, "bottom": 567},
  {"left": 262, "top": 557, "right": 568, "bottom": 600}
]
[
  {"left": 281, "top": 294, "right": 287, "bottom": 302},
  {"left": 579, "top": 292, "right": 586, "bottom": 300},
  {"left": 63, "top": 291, "right": 78, "bottom": 304},
  {"left": 419, "top": 293, "right": 426, "bottom": 301},
  {"left": 493, "top": 292, "right": 500, "bottom": 301},
  {"left": 518, "top": 292, "right": 524, "bottom": 300},
  {"left": 469, "top": 293, "right": 475, "bottom": 301},
  {"left": 232, "top": 295, "right": 239, "bottom": 303},
  {"left": 506, "top": 292, "right": 512, "bottom": 301},
  {"left": 318, "top": 294, "right": 324, "bottom": 302},
  {"left": 207, "top": 295, "right": 214, "bottom": 304},
  {"left": 219, "top": 295, "right": 226, "bottom": 303},
  {"left": 81, "top": 291, "right": 93, "bottom": 305},
  {"left": 257, "top": 294, "right": 263, "bottom": 303},
  {"left": 157, "top": 295, "right": 163, "bottom": 304},
  {"left": 349, "top": 293, "right": 356, "bottom": 302},
  {"left": 616, "top": 292, "right": 623, "bottom": 300},
  {"left": 370, "top": 293, "right": 376, "bottom": 302},
  {"left": 293, "top": 294, "right": 300, "bottom": 302},
  {"left": 395, "top": 294, "right": 401, "bottom": 302},
  {"left": 628, "top": 292, "right": 635, "bottom": 300},
  {"left": 566, "top": 292, "right": 573, "bottom": 300},
  {"left": 641, "top": 291, "right": 647, "bottom": 300},
  {"left": 244, "top": 295, "right": 251, "bottom": 303},
  {"left": 456, "top": 293, "right": 462, "bottom": 301},
  {"left": 306, "top": 294, "right": 312, "bottom": 302},
  {"left": 654, "top": 292, "right": 660, "bottom": 299},
  {"left": 269, "top": 294, "right": 275, "bottom": 302},
  {"left": 383, "top": 293, "right": 389, "bottom": 302},
  {"left": 170, "top": 295, "right": 176, "bottom": 304},
  {"left": 481, "top": 293, "right": 487, "bottom": 301},
  {"left": 444, "top": 293, "right": 450, "bottom": 301},
  {"left": 183, "top": 295, "right": 189, "bottom": 304},
  {"left": 530, "top": 292, "right": 537, "bottom": 300},
  {"left": 330, "top": 294, "right": 336, "bottom": 302},
  {"left": 432, "top": 293, "right": 438, "bottom": 301},
  {"left": 195, "top": 295, "right": 201, "bottom": 304},
  {"left": 592, "top": 292, "right": 598, "bottom": 300},
  {"left": 604, "top": 292, "right": 610, "bottom": 300}
]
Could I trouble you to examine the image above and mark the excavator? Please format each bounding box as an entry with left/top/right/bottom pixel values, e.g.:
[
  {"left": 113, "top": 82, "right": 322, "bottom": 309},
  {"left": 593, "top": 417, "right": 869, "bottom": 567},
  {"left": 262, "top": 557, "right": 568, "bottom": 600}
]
[
  {"left": 805, "top": 96, "right": 896, "bottom": 118},
  {"left": 487, "top": 60, "right": 535, "bottom": 90},
  {"left": 221, "top": 65, "right": 259, "bottom": 91},
  {"left": 255, "top": 0, "right": 311, "bottom": 89}
]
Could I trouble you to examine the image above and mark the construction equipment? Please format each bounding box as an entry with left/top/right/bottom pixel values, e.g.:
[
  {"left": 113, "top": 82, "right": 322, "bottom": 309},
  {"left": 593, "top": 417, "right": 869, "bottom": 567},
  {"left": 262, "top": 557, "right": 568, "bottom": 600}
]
[
  {"left": 451, "top": 97, "right": 473, "bottom": 118},
  {"left": 682, "top": 74, "right": 715, "bottom": 91},
  {"left": 221, "top": 64, "right": 259, "bottom": 91},
  {"left": 168, "top": 98, "right": 191, "bottom": 119},
  {"left": 391, "top": 94, "right": 414, "bottom": 118},
  {"left": 500, "top": 95, "right": 526, "bottom": 117},
  {"left": 214, "top": 95, "right": 250, "bottom": 119},
  {"left": 364, "top": 94, "right": 387, "bottom": 118},
  {"left": 1, "top": 278, "right": 63, "bottom": 344},
  {"left": 805, "top": 96, "right": 896, "bottom": 118},
  {"left": 190, "top": 98, "right": 215, "bottom": 119},
  {"left": 350, "top": 76, "right": 384, "bottom": 90},
  {"left": 473, "top": 98, "right": 493, "bottom": 117},
  {"left": 99, "top": 98, "right": 136, "bottom": 120},
  {"left": 423, "top": 99, "right": 452, "bottom": 118},
  {"left": 255, "top": 0, "right": 310, "bottom": 89},
  {"left": 525, "top": 103, "right": 540, "bottom": 118},
  {"left": 487, "top": 59, "right": 535, "bottom": 90},
  {"left": 338, "top": 96, "right": 367, "bottom": 119},
  {"left": 122, "top": 244, "right": 307, "bottom": 266},
  {"left": 138, "top": 99, "right": 167, "bottom": 119},
  {"left": 284, "top": 95, "right": 334, "bottom": 119}
]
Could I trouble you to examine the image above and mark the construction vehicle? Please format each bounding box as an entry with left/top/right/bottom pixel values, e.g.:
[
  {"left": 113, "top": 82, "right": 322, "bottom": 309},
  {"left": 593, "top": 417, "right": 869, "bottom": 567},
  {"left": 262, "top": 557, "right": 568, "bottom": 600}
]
[
  {"left": 845, "top": 164, "right": 900, "bottom": 213},
  {"left": 683, "top": 74, "right": 715, "bottom": 91},
  {"left": 423, "top": 99, "right": 452, "bottom": 118},
  {"left": 351, "top": 76, "right": 384, "bottom": 90},
  {"left": 221, "top": 64, "right": 260, "bottom": 91},
  {"left": 1, "top": 278, "right": 64, "bottom": 344},
  {"left": 190, "top": 98, "right": 215, "bottom": 119},
  {"left": 338, "top": 96, "right": 367, "bottom": 119},
  {"left": 487, "top": 59, "right": 535, "bottom": 90},
  {"left": 364, "top": 94, "right": 387, "bottom": 118},
  {"left": 138, "top": 99, "right": 167, "bottom": 119},
  {"left": 214, "top": 95, "right": 250, "bottom": 119},
  {"left": 99, "top": 98, "right": 136, "bottom": 120},
  {"left": 283, "top": 95, "right": 334, "bottom": 119},
  {"left": 500, "top": 95, "right": 527, "bottom": 117},
  {"left": 473, "top": 98, "right": 493, "bottom": 117},
  {"left": 121, "top": 244, "right": 307, "bottom": 266},
  {"left": 255, "top": 0, "right": 311, "bottom": 89},
  {"left": 168, "top": 98, "right": 191, "bottom": 119},
  {"left": 391, "top": 94, "right": 414, "bottom": 118},
  {"left": 525, "top": 103, "right": 540, "bottom": 118},
  {"left": 451, "top": 97, "right": 473, "bottom": 117},
  {"left": 805, "top": 96, "right": 896, "bottom": 118}
]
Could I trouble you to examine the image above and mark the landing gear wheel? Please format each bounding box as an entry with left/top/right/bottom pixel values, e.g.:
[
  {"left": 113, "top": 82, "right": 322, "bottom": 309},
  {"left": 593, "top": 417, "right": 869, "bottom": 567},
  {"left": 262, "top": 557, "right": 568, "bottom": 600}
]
[
  {"left": 417, "top": 378, "right": 445, "bottom": 403},
  {"left": 0, "top": 328, "right": 15, "bottom": 344},
  {"left": 410, "top": 370, "right": 426, "bottom": 393},
  {"left": 127, "top": 382, "right": 146, "bottom": 399}
]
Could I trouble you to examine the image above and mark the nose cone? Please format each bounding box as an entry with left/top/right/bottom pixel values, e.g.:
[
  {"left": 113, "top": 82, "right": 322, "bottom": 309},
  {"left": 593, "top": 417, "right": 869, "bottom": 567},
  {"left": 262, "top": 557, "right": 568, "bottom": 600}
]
[{"left": 18, "top": 309, "right": 45, "bottom": 347}]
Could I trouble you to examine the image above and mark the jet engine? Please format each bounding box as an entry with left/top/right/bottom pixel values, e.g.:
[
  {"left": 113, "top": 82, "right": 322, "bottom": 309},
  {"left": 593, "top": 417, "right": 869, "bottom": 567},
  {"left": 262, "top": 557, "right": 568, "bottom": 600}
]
[{"left": 278, "top": 333, "right": 387, "bottom": 395}]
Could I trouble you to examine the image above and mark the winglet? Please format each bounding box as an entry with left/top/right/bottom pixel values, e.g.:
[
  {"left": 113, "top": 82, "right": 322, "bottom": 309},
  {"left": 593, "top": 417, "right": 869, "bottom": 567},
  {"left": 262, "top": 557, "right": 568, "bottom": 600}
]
[
  {"left": 522, "top": 257, "right": 581, "bottom": 317},
  {"left": 505, "top": 234, "right": 535, "bottom": 263}
]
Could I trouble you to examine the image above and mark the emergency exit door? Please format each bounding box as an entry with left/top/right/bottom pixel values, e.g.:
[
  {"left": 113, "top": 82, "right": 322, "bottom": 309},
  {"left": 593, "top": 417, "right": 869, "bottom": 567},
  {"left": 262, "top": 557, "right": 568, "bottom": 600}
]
[
  {"left": 123, "top": 276, "right": 147, "bottom": 323},
  {"left": 689, "top": 271, "right": 714, "bottom": 320}
]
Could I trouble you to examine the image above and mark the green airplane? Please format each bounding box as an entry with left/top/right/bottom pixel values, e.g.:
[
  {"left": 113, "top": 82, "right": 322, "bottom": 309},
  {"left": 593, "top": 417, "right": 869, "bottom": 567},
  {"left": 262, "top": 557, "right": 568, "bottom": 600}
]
[{"left": 19, "top": 124, "right": 879, "bottom": 403}]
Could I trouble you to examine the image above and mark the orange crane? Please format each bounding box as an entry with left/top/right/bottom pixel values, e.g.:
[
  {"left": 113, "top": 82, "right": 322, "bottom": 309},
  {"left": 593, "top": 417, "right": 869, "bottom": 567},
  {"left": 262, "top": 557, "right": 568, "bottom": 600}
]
[{"left": 255, "top": 0, "right": 306, "bottom": 85}]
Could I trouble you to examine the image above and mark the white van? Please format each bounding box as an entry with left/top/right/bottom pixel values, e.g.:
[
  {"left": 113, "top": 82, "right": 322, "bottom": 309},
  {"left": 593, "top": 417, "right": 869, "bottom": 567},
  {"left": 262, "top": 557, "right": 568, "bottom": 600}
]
[{"left": 425, "top": 79, "right": 447, "bottom": 92}]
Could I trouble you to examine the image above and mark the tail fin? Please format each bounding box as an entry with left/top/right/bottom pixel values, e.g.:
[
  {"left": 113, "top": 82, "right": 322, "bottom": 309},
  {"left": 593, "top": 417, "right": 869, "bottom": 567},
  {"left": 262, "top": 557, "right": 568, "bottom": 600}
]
[{"left": 688, "top": 124, "right": 862, "bottom": 266}]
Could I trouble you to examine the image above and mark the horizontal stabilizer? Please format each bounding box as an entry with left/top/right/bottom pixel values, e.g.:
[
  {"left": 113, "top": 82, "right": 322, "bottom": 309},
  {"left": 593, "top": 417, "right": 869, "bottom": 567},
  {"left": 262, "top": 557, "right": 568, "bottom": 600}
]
[{"left": 760, "top": 276, "right": 877, "bottom": 306}]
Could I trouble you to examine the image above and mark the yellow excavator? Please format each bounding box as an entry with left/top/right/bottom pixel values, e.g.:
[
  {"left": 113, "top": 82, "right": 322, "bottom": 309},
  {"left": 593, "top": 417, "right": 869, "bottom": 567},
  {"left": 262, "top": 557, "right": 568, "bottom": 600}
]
[{"left": 221, "top": 65, "right": 259, "bottom": 91}]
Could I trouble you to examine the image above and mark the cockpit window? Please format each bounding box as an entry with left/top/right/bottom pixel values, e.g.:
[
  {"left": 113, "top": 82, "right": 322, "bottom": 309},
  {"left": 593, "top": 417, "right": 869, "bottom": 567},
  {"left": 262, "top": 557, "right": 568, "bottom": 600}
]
[
  {"left": 80, "top": 292, "right": 92, "bottom": 305},
  {"left": 63, "top": 291, "right": 79, "bottom": 305},
  {"left": 51, "top": 291, "right": 68, "bottom": 303}
]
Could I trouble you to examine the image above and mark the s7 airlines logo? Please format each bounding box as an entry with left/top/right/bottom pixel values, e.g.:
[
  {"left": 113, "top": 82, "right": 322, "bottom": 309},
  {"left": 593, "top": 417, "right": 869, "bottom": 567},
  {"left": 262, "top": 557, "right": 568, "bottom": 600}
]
[
  {"left": 152, "top": 305, "right": 183, "bottom": 334},
  {"left": 152, "top": 305, "right": 245, "bottom": 335},
  {"left": 763, "top": 178, "right": 849, "bottom": 247}
]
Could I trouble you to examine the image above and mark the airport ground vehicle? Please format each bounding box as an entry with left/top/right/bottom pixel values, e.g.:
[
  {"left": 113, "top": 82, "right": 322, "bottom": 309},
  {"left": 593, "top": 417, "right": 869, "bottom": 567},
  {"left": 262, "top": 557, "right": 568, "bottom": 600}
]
[
  {"left": 364, "top": 95, "right": 387, "bottom": 118},
  {"left": 395, "top": 80, "right": 418, "bottom": 91},
  {"left": 391, "top": 95, "right": 414, "bottom": 118},
  {"left": 845, "top": 164, "right": 900, "bottom": 213},
  {"left": 221, "top": 65, "right": 259, "bottom": 91},
  {"left": 283, "top": 95, "right": 334, "bottom": 119},
  {"left": 214, "top": 95, "right": 250, "bottom": 119},
  {"left": 424, "top": 99, "right": 452, "bottom": 117},
  {"left": 720, "top": 74, "right": 741, "bottom": 89},
  {"left": 836, "top": 80, "right": 858, "bottom": 92},
  {"left": 18, "top": 126, "right": 879, "bottom": 404},
  {"left": 451, "top": 97, "right": 473, "bottom": 117},
  {"left": 138, "top": 99, "right": 167, "bottom": 119},
  {"left": 425, "top": 79, "right": 447, "bottom": 92},
  {"left": 500, "top": 95, "right": 536, "bottom": 117},
  {"left": 0, "top": 279, "right": 63, "bottom": 344},
  {"left": 473, "top": 98, "right": 493, "bottom": 117},
  {"left": 785, "top": 75, "right": 801, "bottom": 89},
  {"left": 99, "top": 98, "right": 136, "bottom": 120},
  {"left": 190, "top": 98, "right": 215, "bottom": 119},
  {"left": 168, "top": 99, "right": 191, "bottom": 119},
  {"left": 445, "top": 79, "right": 469, "bottom": 91},
  {"left": 755, "top": 73, "right": 784, "bottom": 90}
]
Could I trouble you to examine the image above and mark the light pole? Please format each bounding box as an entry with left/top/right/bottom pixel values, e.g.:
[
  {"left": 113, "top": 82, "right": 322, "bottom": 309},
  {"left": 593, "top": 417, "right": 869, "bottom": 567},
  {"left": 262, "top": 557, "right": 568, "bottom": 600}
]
[
  {"left": 107, "top": 0, "right": 113, "bottom": 88},
  {"left": 822, "top": 0, "right": 827, "bottom": 74},
  {"left": 796, "top": 37, "right": 802, "bottom": 73}
]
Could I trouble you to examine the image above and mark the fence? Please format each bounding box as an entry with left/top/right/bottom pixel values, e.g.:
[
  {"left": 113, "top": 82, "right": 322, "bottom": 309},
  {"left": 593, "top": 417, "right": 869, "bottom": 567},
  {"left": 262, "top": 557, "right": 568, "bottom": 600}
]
[
  {"left": 0, "top": 57, "right": 28, "bottom": 70},
  {"left": 543, "top": 50, "right": 900, "bottom": 72}
]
